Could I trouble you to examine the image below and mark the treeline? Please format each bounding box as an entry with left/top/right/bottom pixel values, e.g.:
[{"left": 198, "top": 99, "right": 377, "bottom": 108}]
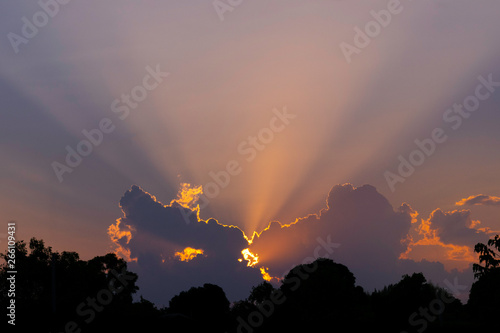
[{"left": 1, "top": 236, "right": 499, "bottom": 333}]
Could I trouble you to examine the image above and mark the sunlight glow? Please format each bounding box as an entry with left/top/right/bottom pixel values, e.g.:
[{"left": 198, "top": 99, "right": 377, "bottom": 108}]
[
  {"left": 260, "top": 267, "right": 272, "bottom": 281},
  {"left": 175, "top": 247, "right": 204, "bottom": 262},
  {"left": 170, "top": 183, "right": 203, "bottom": 210},
  {"left": 241, "top": 248, "right": 259, "bottom": 267},
  {"left": 107, "top": 219, "right": 137, "bottom": 262}
]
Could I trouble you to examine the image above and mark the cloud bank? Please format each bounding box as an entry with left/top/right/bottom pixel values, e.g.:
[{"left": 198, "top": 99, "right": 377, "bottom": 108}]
[
  {"left": 108, "top": 185, "right": 263, "bottom": 304},
  {"left": 248, "top": 184, "right": 414, "bottom": 290},
  {"left": 109, "top": 183, "right": 493, "bottom": 304}
]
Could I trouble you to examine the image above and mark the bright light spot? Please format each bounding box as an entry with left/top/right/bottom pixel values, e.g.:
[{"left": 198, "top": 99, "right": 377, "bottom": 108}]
[
  {"left": 175, "top": 247, "right": 204, "bottom": 262},
  {"left": 171, "top": 183, "right": 203, "bottom": 210},
  {"left": 260, "top": 267, "right": 272, "bottom": 281},
  {"left": 241, "top": 248, "right": 259, "bottom": 267}
]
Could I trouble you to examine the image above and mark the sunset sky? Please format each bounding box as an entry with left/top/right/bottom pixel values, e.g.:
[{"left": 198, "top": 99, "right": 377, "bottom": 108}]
[{"left": 2, "top": 0, "right": 500, "bottom": 304}]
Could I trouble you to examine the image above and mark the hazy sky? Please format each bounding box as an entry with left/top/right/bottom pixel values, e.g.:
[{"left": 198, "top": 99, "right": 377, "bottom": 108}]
[{"left": 2, "top": 0, "right": 500, "bottom": 303}]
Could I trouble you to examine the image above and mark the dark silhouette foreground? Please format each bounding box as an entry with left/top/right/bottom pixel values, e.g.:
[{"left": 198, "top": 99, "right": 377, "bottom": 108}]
[{"left": 1, "top": 236, "right": 499, "bottom": 332}]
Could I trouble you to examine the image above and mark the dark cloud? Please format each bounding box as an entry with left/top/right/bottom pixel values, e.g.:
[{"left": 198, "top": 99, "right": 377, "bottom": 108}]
[
  {"left": 109, "top": 184, "right": 488, "bottom": 304},
  {"left": 426, "top": 209, "right": 492, "bottom": 247},
  {"left": 109, "top": 185, "right": 262, "bottom": 305},
  {"left": 456, "top": 194, "right": 500, "bottom": 207},
  {"left": 248, "top": 184, "right": 414, "bottom": 291},
  {"left": 245, "top": 184, "right": 480, "bottom": 296}
]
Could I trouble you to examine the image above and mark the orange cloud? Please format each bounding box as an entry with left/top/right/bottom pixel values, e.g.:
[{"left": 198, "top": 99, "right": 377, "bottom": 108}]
[
  {"left": 400, "top": 209, "right": 483, "bottom": 269},
  {"left": 107, "top": 219, "right": 137, "bottom": 262},
  {"left": 170, "top": 183, "right": 203, "bottom": 210},
  {"left": 456, "top": 194, "right": 500, "bottom": 207},
  {"left": 174, "top": 247, "right": 204, "bottom": 262}
]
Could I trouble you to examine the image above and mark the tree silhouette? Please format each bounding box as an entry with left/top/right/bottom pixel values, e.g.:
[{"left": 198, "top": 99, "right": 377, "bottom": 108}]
[
  {"left": 2, "top": 237, "right": 496, "bottom": 332},
  {"left": 472, "top": 234, "right": 500, "bottom": 279},
  {"left": 271, "top": 258, "right": 368, "bottom": 331},
  {"left": 248, "top": 281, "right": 275, "bottom": 305},
  {"left": 0, "top": 238, "right": 141, "bottom": 332},
  {"left": 167, "top": 283, "right": 230, "bottom": 332},
  {"left": 371, "top": 272, "right": 462, "bottom": 332},
  {"left": 467, "top": 234, "right": 500, "bottom": 328}
]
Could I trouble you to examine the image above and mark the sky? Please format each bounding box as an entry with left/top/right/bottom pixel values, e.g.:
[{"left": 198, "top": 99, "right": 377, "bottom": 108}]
[{"left": 1, "top": 0, "right": 500, "bottom": 305}]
